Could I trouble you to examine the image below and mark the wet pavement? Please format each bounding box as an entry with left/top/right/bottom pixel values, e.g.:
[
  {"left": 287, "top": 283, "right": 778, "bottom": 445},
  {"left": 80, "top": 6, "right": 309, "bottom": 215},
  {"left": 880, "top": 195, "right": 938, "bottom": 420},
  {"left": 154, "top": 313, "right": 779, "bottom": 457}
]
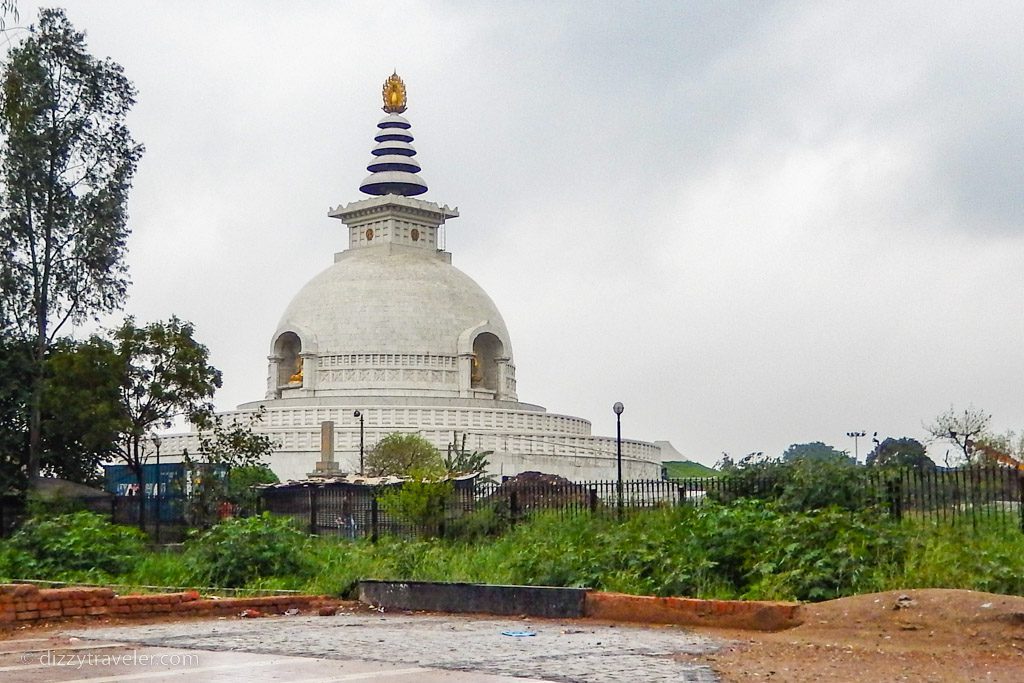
[{"left": 2, "top": 611, "right": 724, "bottom": 682}]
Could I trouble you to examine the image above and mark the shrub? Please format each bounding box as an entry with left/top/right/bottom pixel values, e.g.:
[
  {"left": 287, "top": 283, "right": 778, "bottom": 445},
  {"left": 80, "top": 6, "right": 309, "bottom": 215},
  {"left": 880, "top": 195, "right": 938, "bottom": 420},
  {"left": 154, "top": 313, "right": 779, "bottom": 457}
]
[
  {"left": 377, "top": 475, "right": 454, "bottom": 535},
  {"left": 711, "top": 456, "right": 877, "bottom": 512},
  {"left": 444, "top": 502, "right": 511, "bottom": 542},
  {"left": 183, "top": 513, "right": 312, "bottom": 587},
  {"left": 747, "top": 507, "right": 907, "bottom": 601},
  {"left": 4, "top": 511, "right": 147, "bottom": 579}
]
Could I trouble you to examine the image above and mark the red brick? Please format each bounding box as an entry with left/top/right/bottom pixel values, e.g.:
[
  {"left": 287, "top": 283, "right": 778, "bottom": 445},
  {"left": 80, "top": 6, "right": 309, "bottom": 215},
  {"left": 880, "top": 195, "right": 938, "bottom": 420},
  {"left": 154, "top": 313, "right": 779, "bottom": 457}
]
[
  {"left": 38, "top": 609, "right": 62, "bottom": 618},
  {"left": 16, "top": 611, "right": 39, "bottom": 620},
  {"left": 86, "top": 607, "right": 109, "bottom": 616},
  {"left": 0, "top": 584, "right": 38, "bottom": 599},
  {"left": 63, "top": 607, "right": 87, "bottom": 616}
]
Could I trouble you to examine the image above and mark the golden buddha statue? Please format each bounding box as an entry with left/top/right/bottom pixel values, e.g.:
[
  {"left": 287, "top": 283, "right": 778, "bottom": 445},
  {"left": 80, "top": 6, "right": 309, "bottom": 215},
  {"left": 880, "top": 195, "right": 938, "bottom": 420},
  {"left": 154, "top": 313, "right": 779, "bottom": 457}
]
[
  {"left": 471, "top": 354, "right": 483, "bottom": 384},
  {"left": 289, "top": 356, "right": 303, "bottom": 384}
]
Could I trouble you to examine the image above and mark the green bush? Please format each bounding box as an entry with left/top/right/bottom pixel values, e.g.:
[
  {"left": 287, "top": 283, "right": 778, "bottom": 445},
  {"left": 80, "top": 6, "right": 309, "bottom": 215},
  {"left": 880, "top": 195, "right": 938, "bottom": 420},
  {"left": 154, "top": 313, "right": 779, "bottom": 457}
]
[
  {"left": 183, "top": 513, "right": 312, "bottom": 588},
  {"left": 747, "top": 506, "right": 907, "bottom": 600},
  {"left": 3, "top": 511, "right": 147, "bottom": 580},
  {"left": 443, "top": 502, "right": 511, "bottom": 542},
  {"left": 711, "top": 457, "right": 877, "bottom": 512},
  {"left": 377, "top": 476, "right": 453, "bottom": 535}
]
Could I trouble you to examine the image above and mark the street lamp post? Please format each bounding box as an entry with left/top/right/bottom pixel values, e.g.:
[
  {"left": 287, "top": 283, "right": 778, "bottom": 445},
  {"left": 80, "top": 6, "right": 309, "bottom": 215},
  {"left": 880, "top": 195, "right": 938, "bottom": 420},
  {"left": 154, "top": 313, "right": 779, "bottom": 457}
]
[
  {"left": 847, "top": 431, "right": 866, "bottom": 462},
  {"left": 151, "top": 434, "right": 162, "bottom": 544},
  {"left": 353, "top": 411, "right": 364, "bottom": 474},
  {"left": 613, "top": 402, "right": 624, "bottom": 518}
]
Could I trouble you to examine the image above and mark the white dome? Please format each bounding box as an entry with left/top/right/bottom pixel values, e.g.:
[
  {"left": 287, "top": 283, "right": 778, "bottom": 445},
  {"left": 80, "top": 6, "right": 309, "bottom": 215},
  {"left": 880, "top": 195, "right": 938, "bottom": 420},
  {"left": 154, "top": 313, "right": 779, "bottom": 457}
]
[
  {"left": 276, "top": 246, "right": 512, "bottom": 356},
  {"left": 269, "top": 244, "right": 516, "bottom": 400}
]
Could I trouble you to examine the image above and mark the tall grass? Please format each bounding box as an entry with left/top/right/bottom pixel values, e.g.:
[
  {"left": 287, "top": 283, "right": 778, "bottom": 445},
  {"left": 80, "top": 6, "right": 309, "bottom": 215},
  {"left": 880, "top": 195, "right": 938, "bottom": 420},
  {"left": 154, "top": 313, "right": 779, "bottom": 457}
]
[{"left": 4, "top": 505, "right": 1023, "bottom": 601}]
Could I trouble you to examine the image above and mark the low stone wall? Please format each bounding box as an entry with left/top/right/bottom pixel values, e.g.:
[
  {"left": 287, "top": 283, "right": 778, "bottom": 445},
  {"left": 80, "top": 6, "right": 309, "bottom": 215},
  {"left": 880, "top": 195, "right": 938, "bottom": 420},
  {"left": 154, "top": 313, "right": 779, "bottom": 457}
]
[
  {"left": 0, "top": 584, "right": 339, "bottom": 627},
  {"left": 585, "top": 592, "right": 802, "bottom": 631},
  {"left": 360, "top": 580, "right": 588, "bottom": 618}
]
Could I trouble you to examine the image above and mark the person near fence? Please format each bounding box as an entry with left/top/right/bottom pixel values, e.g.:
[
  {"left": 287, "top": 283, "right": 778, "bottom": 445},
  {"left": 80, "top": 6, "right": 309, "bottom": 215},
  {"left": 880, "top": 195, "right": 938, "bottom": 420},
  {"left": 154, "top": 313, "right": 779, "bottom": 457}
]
[{"left": 340, "top": 494, "right": 357, "bottom": 539}]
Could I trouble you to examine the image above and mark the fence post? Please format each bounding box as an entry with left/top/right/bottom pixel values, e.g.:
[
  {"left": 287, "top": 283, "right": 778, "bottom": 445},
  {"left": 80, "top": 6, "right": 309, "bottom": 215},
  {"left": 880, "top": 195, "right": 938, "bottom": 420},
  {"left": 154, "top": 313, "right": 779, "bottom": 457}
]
[
  {"left": 509, "top": 491, "right": 519, "bottom": 524},
  {"left": 1018, "top": 474, "right": 1024, "bottom": 534},
  {"left": 678, "top": 486, "right": 686, "bottom": 506},
  {"left": 437, "top": 496, "right": 446, "bottom": 539},
  {"left": 886, "top": 479, "right": 903, "bottom": 522},
  {"left": 589, "top": 488, "right": 597, "bottom": 514},
  {"left": 370, "top": 496, "right": 379, "bottom": 543},
  {"left": 309, "top": 486, "right": 318, "bottom": 535}
]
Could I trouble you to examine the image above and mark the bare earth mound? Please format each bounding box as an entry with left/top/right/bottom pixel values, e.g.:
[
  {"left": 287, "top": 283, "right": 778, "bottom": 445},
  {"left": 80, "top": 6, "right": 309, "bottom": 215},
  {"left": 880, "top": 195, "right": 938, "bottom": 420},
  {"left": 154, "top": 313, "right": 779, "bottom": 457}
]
[{"left": 686, "top": 589, "right": 1024, "bottom": 682}]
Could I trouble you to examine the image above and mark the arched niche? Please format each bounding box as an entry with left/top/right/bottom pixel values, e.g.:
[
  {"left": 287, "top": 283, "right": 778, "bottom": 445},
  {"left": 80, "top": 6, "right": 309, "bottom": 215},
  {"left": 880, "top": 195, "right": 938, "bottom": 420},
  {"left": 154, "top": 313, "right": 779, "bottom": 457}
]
[
  {"left": 471, "top": 332, "right": 503, "bottom": 392},
  {"left": 274, "top": 331, "right": 303, "bottom": 386}
]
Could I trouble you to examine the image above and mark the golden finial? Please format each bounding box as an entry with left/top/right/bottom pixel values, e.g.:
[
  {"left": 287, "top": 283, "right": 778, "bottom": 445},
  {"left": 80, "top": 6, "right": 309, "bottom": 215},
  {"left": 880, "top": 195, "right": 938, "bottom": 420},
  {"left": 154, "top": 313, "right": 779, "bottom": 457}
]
[{"left": 382, "top": 72, "right": 407, "bottom": 114}]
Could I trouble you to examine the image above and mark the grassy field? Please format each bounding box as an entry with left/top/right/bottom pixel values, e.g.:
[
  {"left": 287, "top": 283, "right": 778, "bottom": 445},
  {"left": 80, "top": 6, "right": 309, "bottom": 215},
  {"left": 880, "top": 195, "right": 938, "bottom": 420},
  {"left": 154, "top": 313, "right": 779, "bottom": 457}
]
[
  {"left": 5, "top": 504, "right": 1024, "bottom": 603},
  {"left": 663, "top": 460, "right": 719, "bottom": 478}
]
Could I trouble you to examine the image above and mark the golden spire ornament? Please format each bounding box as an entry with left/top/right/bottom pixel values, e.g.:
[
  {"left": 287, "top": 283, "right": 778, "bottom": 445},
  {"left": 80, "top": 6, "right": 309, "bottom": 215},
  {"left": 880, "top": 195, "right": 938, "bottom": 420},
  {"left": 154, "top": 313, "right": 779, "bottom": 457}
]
[{"left": 381, "top": 72, "right": 407, "bottom": 114}]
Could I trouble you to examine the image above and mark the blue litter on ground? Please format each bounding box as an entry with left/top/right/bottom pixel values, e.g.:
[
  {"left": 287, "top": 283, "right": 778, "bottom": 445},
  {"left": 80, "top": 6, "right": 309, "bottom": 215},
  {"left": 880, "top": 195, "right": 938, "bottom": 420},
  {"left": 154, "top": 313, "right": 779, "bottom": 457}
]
[{"left": 501, "top": 630, "right": 536, "bottom": 637}]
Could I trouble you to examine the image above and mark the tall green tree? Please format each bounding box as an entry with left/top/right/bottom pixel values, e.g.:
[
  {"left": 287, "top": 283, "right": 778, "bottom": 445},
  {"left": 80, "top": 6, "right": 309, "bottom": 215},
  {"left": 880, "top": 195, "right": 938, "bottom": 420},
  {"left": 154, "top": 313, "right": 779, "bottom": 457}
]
[
  {"left": 112, "top": 317, "right": 221, "bottom": 527},
  {"left": 0, "top": 336, "right": 31, "bottom": 493},
  {"left": 865, "top": 437, "right": 933, "bottom": 469},
  {"left": 781, "top": 441, "right": 853, "bottom": 464},
  {"left": 182, "top": 407, "right": 275, "bottom": 527},
  {"left": 1, "top": 335, "right": 122, "bottom": 492},
  {"left": 366, "top": 433, "right": 442, "bottom": 477},
  {"left": 0, "top": 8, "right": 144, "bottom": 482},
  {"left": 39, "top": 336, "right": 124, "bottom": 485}
]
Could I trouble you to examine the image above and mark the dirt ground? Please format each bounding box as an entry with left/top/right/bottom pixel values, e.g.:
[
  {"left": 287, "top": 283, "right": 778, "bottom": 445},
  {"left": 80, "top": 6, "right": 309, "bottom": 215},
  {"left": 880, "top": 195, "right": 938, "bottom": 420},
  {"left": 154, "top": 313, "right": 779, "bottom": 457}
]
[{"left": 686, "top": 589, "right": 1024, "bottom": 682}]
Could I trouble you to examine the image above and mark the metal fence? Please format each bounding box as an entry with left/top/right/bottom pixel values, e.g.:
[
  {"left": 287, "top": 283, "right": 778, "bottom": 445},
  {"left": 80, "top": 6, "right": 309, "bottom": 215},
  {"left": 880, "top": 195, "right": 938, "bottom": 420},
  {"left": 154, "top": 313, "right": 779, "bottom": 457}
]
[
  {"left": 0, "top": 494, "right": 191, "bottom": 539},
  {"left": 259, "top": 465, "right": 1024, "bottom": 541},
  {"left": 5, "top": 465, "right": 1019, "bottom": 541}
]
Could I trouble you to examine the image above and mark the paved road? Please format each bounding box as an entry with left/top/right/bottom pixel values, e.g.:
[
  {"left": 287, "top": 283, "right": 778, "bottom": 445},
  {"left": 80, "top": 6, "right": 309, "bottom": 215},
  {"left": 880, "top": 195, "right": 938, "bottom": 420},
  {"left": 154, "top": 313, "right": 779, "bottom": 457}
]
[{"left": 0, "top": 611, "right": 725, "bottom": 682}]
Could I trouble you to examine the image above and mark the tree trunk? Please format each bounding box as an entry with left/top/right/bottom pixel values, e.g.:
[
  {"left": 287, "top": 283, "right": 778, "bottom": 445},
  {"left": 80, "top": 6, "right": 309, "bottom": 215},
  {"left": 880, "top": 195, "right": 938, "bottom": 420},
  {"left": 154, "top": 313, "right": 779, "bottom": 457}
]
[{"left": 26, "top": 331, "right": 46, "bottom": 485}]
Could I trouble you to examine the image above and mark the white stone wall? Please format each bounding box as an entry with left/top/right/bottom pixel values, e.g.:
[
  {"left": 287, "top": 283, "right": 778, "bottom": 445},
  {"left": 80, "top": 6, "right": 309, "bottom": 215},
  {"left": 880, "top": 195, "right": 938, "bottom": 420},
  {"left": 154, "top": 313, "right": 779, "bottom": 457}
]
[{"left": 155, "top": 398, "right": 663, "bottom": 483}]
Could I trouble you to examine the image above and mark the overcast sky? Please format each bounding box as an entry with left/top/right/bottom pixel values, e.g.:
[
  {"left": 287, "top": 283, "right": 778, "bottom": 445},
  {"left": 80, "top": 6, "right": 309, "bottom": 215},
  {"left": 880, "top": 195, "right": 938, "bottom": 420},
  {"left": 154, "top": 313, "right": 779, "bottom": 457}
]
[{"left": 10, "top": 1, "right": 1023, "bottom": 466}]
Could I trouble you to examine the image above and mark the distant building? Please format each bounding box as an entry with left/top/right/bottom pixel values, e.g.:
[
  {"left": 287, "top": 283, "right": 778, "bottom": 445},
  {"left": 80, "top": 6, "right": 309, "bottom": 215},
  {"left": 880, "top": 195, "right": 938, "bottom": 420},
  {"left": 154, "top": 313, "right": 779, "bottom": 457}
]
[{"left": 159, "top": 74, "right": 672, "bottom": 481}]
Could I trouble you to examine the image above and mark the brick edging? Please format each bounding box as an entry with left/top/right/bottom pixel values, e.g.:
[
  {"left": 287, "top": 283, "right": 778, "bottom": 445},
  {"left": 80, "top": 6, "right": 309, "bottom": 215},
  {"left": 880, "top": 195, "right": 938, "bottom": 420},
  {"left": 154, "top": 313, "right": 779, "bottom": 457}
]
[
  {"left": 584, "top": 591, "right": 802, "bottom": 631},
  {"left": 0, "top": 583, "right": 340, "bottom": 627},
  {"left": 2, "top": 583, "right": 803, "bottom": 632}
]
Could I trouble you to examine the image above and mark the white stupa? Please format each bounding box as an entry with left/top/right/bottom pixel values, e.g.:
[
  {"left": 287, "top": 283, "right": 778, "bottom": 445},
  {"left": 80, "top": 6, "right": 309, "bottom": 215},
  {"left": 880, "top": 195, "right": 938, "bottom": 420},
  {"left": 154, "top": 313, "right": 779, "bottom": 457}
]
[{"left": 161, "top": 74, "right": 666, "bottom": 481}]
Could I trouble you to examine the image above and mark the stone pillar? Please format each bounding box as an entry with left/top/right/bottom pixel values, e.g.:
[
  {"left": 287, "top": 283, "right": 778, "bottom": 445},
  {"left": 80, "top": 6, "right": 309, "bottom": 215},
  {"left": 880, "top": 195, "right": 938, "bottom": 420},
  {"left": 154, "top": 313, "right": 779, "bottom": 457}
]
[
  {"left": 266, "top": 355, "right": 283, "bottom": 399},
  {"left": 321, "top": 421, "right": 334, "bottom": 461},
  {"left": 309, "top": 420, "right": 344, "bottom": 477},
  {"left": 300, "top": 352, "right": 318, "bottom": 391},
  {"left": 458, "top": 352, "right": 474, "bottom": 398},
  {"left": 496, "top": 357, "right": 511, "bottom": 401}
]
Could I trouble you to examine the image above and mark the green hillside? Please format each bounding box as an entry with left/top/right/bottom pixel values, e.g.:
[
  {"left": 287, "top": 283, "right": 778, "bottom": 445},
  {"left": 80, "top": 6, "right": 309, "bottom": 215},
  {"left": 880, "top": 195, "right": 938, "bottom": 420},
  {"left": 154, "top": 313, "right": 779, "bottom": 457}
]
[{"left": 663, "top": 460, "right": 719, "bottom": 478}]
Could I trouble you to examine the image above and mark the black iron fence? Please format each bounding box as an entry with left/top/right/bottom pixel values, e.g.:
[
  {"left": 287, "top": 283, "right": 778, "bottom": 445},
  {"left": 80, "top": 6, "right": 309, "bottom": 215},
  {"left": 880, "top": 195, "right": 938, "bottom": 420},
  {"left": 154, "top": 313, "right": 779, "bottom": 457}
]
[
  {"left": 5, "top": 465, "right": 1020, "bottom": 541},
  {"left": 258, "top": 465, "right": 1024, "bottom": 541},
  {"left": 1, "top": 494, "right": 192, "bottom": 540}
]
